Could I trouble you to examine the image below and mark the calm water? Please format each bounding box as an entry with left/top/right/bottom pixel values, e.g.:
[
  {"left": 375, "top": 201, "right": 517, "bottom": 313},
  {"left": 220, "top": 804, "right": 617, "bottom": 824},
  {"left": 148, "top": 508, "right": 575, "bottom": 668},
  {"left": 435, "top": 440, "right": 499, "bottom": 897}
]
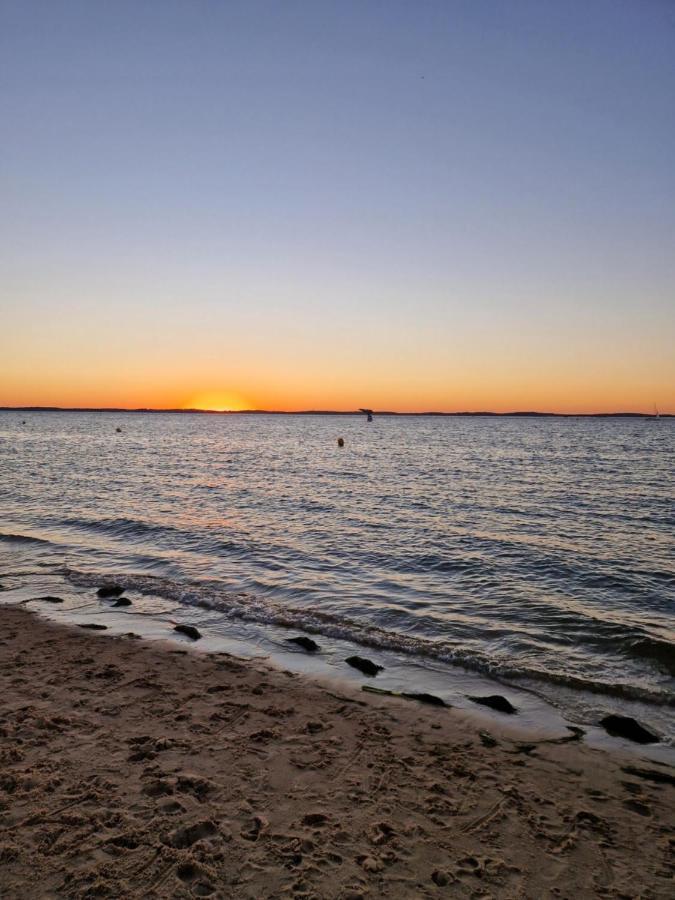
[{"left": 1, "top": 411, "right": 673, "bottom": 737}]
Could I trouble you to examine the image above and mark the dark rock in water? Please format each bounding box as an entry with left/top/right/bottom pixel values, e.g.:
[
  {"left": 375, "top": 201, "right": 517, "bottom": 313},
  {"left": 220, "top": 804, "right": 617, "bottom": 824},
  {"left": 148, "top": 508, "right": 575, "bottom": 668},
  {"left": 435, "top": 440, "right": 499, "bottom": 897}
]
[
  {"left": 33, "top": 596, "right": 64, "bottom": 604},
  {"left": 97, "top": 584, "right": 124, "bottom": 598},
  {"left": 286, "top": 636, "right": 320, "bottom": 653},
  {"left": 77, "top": 623, "right": 108, "bottom": 630},
  {"left": 112, "top": 597, "right": 132, "bottom": 607},
  {"left": 345, "top": 656, "right": 383, "bottom": 677},
  {"left": 468, "top": 694, "right": 517, "bottom": 714},
  {"left": 600, "top": 715, "right": 658, "bottom": 744},
  {"left": 174, "top": 624, "right": 201, "bottom": 641},
  {"left": 401, "top": 692, "right": 448, "bottom": 708}
]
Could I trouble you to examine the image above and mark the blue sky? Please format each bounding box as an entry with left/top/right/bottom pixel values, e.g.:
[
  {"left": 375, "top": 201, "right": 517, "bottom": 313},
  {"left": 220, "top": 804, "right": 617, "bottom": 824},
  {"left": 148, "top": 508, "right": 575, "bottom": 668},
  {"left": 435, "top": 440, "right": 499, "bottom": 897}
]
[{"left": 2, "top": 1, "right": 674, "bottom": 411}]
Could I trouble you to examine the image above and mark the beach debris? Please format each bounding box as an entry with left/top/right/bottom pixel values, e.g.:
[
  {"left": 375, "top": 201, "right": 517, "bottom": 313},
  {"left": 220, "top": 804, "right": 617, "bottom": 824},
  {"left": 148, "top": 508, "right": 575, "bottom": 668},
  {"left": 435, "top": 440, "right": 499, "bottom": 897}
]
[
  {"left": 111, "top": 597, "right": 132, "bottom": 607},
  {"left": 621, "top": 766, "right": 675, "bottom": 786},
  {"left": 97, "top": 584, "right": 124, "bottom": 598},
  {"left": 600, "top": 715, "right": 658, "bottom": 744},
  {"left": 77, "top": 623, "right": 108, "bottom": 630},
  {"left": 337, "top": 437, "right": 345, "bottom": 447},
  {"left": 468, "top": 694, "right": 518, "bottom": 714},
  {"left": 479, "top": 731, "right": 498, "bottom": 747},
  {"left": 401, "top": 692, "right": 447, "bottom": 707},
  {"left": 174, "top": 624, "right": 202, "bottom": 640},
  {"left": 32, "top": 596, "right": 64, "bottom": 603},
  {"left": 346, "top": 655, "right": 383, "bottom": 677},
  {"left": 286, "top": 636, "right": 320, "bottom": 652}
]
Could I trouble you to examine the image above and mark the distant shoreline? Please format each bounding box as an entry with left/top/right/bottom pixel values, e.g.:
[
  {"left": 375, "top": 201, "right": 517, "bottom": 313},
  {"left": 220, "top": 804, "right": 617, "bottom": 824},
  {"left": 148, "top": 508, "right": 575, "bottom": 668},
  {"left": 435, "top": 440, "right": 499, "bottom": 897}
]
[{"left": 0, "top": 406, "right": 671, "bottom": 418}]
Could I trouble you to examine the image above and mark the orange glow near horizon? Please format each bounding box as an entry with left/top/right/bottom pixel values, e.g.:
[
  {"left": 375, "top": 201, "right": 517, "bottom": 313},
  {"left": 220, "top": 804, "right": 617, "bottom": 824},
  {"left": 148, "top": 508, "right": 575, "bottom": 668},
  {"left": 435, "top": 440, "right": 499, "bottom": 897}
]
[
  {"left": 1, "top": 377, "right": 673, "bottom": 416},
  {"left": 185, "top": 391, "right": 252, "bottom": 412},
  {"left": 1, "top": 325, "right": 673, "bottom": 415}
]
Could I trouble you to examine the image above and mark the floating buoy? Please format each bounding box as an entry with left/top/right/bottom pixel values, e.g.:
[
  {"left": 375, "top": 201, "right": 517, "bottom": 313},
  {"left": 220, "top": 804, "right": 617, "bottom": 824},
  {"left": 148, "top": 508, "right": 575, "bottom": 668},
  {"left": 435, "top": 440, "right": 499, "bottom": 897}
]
[
  {"left": 337, "top": 437, "right": 344, "bottom": 448},
  {"left": 116, "top": 427, "right": 122, "bottom": 433}
]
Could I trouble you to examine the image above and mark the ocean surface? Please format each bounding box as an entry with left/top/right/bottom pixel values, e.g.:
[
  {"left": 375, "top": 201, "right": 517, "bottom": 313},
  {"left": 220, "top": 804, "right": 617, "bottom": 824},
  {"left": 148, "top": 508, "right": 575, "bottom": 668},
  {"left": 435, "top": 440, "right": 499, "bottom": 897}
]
[{"left": 1, "top": 411, "right": 673, "bottom": 744}]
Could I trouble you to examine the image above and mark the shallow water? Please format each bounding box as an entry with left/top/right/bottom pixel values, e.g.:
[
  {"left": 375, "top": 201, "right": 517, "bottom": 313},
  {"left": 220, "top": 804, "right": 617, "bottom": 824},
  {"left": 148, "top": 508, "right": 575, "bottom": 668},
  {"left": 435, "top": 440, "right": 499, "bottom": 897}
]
[{"left": 0, "top": 411, "right": 673, "bottom": 743}]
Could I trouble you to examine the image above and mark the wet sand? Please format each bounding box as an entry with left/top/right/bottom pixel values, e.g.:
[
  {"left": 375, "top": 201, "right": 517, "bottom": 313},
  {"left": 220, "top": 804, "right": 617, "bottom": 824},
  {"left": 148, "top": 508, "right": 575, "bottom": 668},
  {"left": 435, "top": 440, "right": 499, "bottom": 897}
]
[{"left": 1, "top": 605, "right": 673, "bottom": 899}]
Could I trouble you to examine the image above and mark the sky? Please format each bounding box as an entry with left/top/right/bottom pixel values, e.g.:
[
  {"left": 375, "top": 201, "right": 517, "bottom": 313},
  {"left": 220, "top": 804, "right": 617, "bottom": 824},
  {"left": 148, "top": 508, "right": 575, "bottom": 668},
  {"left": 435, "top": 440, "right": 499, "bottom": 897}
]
[{"left": 1, "top": 0, "right": 674, "bottom": 413}]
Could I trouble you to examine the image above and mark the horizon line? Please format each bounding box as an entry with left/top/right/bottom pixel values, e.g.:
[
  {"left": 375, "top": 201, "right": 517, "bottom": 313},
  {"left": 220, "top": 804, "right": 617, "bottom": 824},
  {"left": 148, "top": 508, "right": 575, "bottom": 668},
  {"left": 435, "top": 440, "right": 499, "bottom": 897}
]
[{"left": 0, "top": 406, "right": 670, "bottom": 418}]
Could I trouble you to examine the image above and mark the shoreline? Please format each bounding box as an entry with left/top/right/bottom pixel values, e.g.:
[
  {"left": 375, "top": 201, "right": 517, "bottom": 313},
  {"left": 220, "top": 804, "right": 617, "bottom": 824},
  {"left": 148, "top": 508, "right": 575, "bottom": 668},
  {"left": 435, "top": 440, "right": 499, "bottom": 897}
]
[
  {"left": 4, "top": 574, "right": 674, "bottom": 765},
  {"left": 1, "top": 605, "right": 673, "bottom": 898}
]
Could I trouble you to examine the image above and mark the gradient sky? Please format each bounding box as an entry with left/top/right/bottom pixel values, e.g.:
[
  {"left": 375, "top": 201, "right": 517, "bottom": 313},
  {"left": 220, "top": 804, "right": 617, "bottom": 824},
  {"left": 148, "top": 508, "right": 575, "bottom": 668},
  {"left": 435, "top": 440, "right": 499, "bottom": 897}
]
[{"left": 1, "top": 0, "right": 674, "bottom": 412}]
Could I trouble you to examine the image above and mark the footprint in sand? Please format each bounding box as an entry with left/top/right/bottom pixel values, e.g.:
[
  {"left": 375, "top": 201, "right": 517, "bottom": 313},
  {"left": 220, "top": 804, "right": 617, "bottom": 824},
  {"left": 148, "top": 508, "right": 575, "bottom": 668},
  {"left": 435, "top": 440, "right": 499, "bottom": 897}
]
[
  {"left": 159, "top": 799, "right": 186, "bottom": 815},
  {"left": 368, "top": 822, "right": 395, "bottom": 846},
  {"left": 623, "top": 799, "right": 652, "bottom": 817},
  {"left": 143, "top": 777, "right": 174, "bottom": 797},
  {"left": 175, "top": 773, "right": 217, "bottom": 801},
  {"left": 163, "top": 819, "right": 218, "bottom": 849},
  {"left": 176, "top": 861, "right": 216, "bottom": 896}
]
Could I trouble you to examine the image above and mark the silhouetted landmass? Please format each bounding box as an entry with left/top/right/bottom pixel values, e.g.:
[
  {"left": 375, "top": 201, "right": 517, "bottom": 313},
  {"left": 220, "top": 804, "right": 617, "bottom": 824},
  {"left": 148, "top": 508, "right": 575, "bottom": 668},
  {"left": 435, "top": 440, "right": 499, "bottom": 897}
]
[{"left": 0, "top": 407, "right": 670, "bottom": 417}]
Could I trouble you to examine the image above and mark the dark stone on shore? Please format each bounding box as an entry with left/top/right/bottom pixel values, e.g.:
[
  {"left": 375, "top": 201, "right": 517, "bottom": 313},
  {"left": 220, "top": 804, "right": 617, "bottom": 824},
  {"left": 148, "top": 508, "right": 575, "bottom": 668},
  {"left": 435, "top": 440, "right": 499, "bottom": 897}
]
[
  {"left": 468, "top": 694, "right": 517, "bottom": 714},
  {"left": 621, "top": 765, "right": 675, "bottom": 786},
  {"left": 97, "top": 584, "right": 124, "bottom": 598},
  {"left": 286, "top": 636, "right": 320, "bottom": 652},
  {"left": 111, "top": 597, "right": 132, "bottom": 607},
  {"left": 174, "top": 624, "right": 201, "bottom": 641},
  {"left": 77, "top": 623, "right": 108, "bottom": 630},
  {"left": 345, "top": 656, "right": 383, "bottom": 677},
  {"left": 33, "top": 596, "right": 64, "bottom": 604},
  {"left": 600, "top": 715, "right": 658, "bottom": 744},
  {"left": 401, "top": 692, "right": 448, "bottom": 707}
]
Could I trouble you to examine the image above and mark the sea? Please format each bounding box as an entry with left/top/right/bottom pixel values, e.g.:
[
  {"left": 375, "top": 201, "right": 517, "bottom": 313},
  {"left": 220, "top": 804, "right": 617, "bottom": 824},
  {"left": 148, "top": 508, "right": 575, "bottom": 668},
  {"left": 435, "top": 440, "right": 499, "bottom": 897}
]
[{"left": 1, "top": 411, "right": 673, "bottom": 752}]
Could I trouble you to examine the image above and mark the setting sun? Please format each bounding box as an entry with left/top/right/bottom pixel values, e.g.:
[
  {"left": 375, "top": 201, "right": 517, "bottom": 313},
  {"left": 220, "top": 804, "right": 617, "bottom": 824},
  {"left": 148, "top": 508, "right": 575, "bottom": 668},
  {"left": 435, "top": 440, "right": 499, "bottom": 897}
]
[{"left": 185, "top": 391, "right": 252, "bottom": 412}]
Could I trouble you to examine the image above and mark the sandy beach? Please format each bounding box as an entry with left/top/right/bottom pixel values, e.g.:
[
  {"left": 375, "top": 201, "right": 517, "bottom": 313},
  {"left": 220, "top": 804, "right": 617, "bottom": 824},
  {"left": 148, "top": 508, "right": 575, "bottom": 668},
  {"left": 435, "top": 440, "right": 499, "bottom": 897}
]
[{"left": 0, "top": 605, "right": 672, "bottom": 899}]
